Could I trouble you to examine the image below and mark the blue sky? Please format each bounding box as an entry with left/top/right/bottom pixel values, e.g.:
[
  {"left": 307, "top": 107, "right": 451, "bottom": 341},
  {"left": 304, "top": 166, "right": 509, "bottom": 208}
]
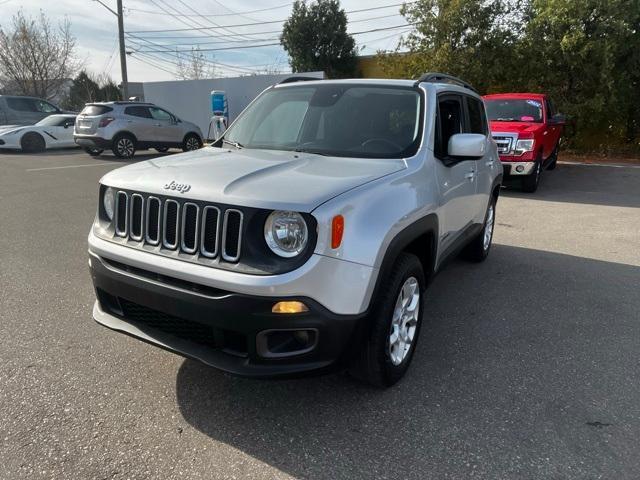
[{"left": 1, "top": 0, "right": 411, "bottom": 83}]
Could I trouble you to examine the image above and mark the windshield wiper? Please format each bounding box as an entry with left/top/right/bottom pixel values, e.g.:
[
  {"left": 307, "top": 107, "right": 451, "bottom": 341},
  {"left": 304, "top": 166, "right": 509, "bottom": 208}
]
[
  {"left": 293, "top": 147, "right": 329, "bottom": 156},
  {"left": 222, "top": 138, "right": 244, "bottom": 149},
  {"left": 495, "top": 117, "right": 517, "bottom": 122}
]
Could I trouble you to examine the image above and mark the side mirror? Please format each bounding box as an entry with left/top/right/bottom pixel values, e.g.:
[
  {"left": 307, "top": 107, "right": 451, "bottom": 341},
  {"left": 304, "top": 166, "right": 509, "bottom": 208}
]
[
  {"left": 448, "top": 133, "right": 486, "bottom": 159},
  {"left": 551, "top": 113, "right": 566, "bottom": 124}
]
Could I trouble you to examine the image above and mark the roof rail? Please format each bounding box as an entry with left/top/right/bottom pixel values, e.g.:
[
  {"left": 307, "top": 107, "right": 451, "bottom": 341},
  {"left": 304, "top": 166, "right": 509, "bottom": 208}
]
[
  {"left": 278, "top": 76, "right": 322, "bottom": 85},
  {"left": 414, "top": 72, "right": 477, "bottom": 93}
]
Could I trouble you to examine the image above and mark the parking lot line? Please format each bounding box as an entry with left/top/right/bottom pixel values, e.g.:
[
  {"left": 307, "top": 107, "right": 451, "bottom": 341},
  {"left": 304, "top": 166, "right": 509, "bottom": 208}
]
[{"left": 26, "top": 163, "right": 115, "bottom": 172}]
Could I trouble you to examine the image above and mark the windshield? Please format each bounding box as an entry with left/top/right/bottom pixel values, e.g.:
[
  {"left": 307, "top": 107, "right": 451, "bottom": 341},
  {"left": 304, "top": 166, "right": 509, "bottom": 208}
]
[
  {"left": 36, "top": 116, "right": 71, "bottom": 126},
  {"left": 485, "top": 98, "right": 543, "bottom": 123},
  {"left": 223, "top": 84, "right": 423, "bottom": 158}
]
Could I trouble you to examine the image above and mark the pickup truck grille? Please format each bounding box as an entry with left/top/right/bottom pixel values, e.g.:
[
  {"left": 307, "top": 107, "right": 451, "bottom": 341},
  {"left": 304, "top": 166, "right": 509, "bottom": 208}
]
[
  {"left": 491, "top": 133, "right": 518, "bottom": 155},
  {"left": 114, "top": 191, "right": 243, "bottom": 263}
]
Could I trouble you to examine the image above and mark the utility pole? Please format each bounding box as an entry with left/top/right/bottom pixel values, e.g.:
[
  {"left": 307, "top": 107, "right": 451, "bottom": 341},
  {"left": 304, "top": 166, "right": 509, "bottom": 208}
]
[{"left": 95, "top": 0, "right": 128, "bottom": 99}]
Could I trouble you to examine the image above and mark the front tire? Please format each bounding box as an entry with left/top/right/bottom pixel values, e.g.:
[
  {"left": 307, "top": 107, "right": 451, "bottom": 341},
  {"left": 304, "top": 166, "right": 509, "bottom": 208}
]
[
  {"left": 522, "top": 153, "right": 542, "bottom": 193},
  {"left": 112, "top": 134, "right": 136, "bottom": 158},
  {"left": 21, "top": 132, "right": 46, "bottom": 153},
  {"left": 182, "top": 133, "right": 202, "bottom": 152},
  {"left": 349, "top": 252, "right": 425, "bottom": 388}
]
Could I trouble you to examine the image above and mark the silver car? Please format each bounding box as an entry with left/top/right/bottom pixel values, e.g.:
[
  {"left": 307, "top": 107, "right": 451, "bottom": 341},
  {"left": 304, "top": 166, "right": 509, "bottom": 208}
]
[
  {"left": 88, "top": 75, "right": 502, "bottom": 387},
  {"left": 0, "top": 95, "right": 66, "bottom": 126},
  {"left": 74, "top": 101, "right": 203, "bottom": 158}
]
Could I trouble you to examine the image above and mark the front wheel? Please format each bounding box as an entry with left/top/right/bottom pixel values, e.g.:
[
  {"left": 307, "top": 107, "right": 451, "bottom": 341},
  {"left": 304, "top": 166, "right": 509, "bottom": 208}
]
[
  {"left": 182, "top": 133, "right": 202, "bottom": 152},
  {"left": 522, "top": 155, "right": 542, "bottom": 193},
  {"left": 349, "top": 252, "right": 425, "bottom": 388},
  {"left": 21, "top": 132, "right": 46, "bottom": 153}
]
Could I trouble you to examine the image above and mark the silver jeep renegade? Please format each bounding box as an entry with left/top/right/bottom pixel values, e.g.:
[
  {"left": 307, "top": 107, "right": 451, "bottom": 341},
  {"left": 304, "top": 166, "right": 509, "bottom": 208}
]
[{"left": 88, "top": 74, "right": 502, "bottom": 387}]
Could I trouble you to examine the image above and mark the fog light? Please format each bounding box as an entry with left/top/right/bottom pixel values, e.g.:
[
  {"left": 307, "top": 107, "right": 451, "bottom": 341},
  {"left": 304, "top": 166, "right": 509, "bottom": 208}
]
[
  {"left": 272, "top": 301, "right": 308, "bottom": 314},
  {"left": 516, "top": 165, "right": 525, "bottom": 173}
]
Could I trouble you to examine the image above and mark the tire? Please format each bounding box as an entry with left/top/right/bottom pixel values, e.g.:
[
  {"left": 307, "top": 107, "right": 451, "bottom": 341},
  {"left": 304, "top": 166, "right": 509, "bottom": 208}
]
[
  {"left": 462, "top": 196, "right": 497, "bottom": 262},
  {"left": 182, "top": 133, "right": 202, "bottom": 152},
  {"left": 112, "top": 133, "right": 136, "bottom": 159},
  {"left": 521, "top": 152, "right": 542, "bottom": 193},
  {"left": 546, "top": 144, "right": 559, "bottom": 170},
  {"left": 349, "top": 252, "right": 425, "bottom": 388},
  {"left": 84, "top": 147, "right": 104, "bottom": 157},
  {"left": 155, "top": 146, "right": 169, "bottom": 153},
  {"left": 20, "top": 132, "right": 46, "bottom": 153}
]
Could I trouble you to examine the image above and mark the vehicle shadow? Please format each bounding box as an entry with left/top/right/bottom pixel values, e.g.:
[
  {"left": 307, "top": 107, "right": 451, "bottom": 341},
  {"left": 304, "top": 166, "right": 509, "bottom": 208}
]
[
  {"left": 174, "top": 245, "right": 640, "bottom": 479},
  {"left": 501, "top": 162, "right": 640, "bottom": 208}
]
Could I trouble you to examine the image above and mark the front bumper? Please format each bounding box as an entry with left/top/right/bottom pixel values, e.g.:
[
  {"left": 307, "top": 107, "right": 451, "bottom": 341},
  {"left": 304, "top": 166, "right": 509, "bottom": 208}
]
[
  {"left": 90, "top": 252, "right": 365, "bottom": 377},
  {"left": 75, "top": 135, "right": 112, "bottom": 149},
  {"left": 500, "top": 160, "right": 536, "bottom": 176}
]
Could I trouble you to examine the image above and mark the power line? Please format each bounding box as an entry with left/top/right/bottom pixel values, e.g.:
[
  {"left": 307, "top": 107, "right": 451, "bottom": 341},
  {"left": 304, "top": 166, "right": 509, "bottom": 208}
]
[
  {"left": 127, "top": 2, "right": 415, "bottom": 34},
  {"left": 127, "top": 2, "right": 292, "bottom": 18}
]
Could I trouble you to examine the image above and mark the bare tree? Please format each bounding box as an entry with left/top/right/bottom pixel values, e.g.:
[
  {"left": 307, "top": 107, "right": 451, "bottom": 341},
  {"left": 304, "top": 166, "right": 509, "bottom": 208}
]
[
  {"left": 0, "top": 10, "right": 80, "bottom": 100},
  {"left": 176, "top": 47, "right": 216, "bottom": 80}
]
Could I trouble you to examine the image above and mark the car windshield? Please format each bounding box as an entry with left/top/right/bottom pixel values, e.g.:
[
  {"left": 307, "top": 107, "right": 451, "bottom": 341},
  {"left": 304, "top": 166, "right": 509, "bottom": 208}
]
[
  {"left": 36, "top": 116, "right": 66, "bottom": 126},
  {"left": 485, "top": 98, "right": 543, "bottom": 123},
  {"left": 222, "top": 84, "right": 423, "bottom": 158}
]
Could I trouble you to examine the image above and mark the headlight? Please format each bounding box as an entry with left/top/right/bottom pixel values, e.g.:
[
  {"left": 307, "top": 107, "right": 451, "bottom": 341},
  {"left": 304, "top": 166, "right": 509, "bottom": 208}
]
[
  {"left": 103, "top": 186, "right": 115, "bottom": 221},
  {"left": 515, "top": 139, "right": 534, "bottom": 152},
  {"left": 264, "top": 210, "right": 308, "bottom": 257}
]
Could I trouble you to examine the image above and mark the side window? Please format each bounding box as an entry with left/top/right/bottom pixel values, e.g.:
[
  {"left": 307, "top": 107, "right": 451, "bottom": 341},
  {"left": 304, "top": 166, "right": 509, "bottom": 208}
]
[
  {"left": 58, "top": 117, "right": 75, "bottom": 127},
  {"left": 435, "top": 95, "right": 464, "bottom": 158},
  {"left": 149, "top": 107, "right": 172, "bottom": 121},
  {"left": 6, "top": 98, "right": 37, "bottom": 112},
  {"left": 35, "top": 100, "right": 58, "bottom": 113},
  {"left": 545, "top": 99, "right": 555, "bottom": 120},
  {"left": 124, "top": 106, "right": 152, "bottom": 118},
  {"left": 466, "top": 97, "right": 487, "bottom": 135},
  {"left": 252, "top": 100, "right": 308, "bottom": 145}
]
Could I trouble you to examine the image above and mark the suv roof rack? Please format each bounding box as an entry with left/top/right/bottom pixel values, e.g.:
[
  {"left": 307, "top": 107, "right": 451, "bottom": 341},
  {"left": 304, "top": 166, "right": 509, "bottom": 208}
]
[
  {"left": 111, "top": 101, "right": 154, "bottom": 105},
  {"left": 414, "top": 72, "right": 477, "bottom": 93},
  {"left": 278, "top": 76, "right": 322, "bottom": 85}
]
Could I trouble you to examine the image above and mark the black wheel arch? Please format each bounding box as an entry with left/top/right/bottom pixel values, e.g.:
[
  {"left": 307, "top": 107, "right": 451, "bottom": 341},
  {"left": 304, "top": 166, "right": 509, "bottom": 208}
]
[
  {"left": 113, "top": 130, "right": 137, "bottom": 143},
  {"left": 183, "top": 131, "right": 202, "bottom": 143}
]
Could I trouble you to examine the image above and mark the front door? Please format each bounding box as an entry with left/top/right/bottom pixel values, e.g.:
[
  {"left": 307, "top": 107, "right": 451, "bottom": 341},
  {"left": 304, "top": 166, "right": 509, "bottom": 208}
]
[
  {"left": 149, "top": 107, "right": 184, "bottom": 145},
  {"left": 434, "top": 94, "right": 478, "bottom": 253}
]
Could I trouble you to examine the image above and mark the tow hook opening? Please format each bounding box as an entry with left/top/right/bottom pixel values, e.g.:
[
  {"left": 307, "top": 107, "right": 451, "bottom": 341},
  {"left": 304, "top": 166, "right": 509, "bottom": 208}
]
[{"left": 256, "top": 329, "right": 318, "bottom": 358}]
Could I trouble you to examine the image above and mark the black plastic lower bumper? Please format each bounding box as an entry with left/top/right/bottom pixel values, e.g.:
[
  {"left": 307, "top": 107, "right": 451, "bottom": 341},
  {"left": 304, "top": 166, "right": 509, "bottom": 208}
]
[
  {"left": 89, "top": 254, "right": 364, "bottom": 377},
  {"left": 75, "top": 136, "right": 112, "bottom": 149}
]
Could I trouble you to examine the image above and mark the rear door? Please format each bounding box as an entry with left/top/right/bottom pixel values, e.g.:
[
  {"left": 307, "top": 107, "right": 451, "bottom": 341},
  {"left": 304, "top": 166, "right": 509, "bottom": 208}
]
[
  {"left": 434, "top": 94, "right": 478, "bottom": 250},
  {"left": 149, "top": 107, "right": 183, "bottom": 144}
]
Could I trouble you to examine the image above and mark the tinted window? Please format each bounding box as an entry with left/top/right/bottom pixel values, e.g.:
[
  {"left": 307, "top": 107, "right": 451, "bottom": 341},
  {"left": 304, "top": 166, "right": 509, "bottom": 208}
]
[
  {"left": 80, "top": 105, "right": 113, "bottom": 116},
  {"left": 149, "top": 107, "right": 172, "bottom": 121},
  {"left": 35, "top": 100, "right": 58, "bottom": 113},
  {"left": 224, "top": 85, "right": 423, "bottom": 159},
  {"left": 435, "top": 96, "right": 463, "bottom": 158},
  {"left": 485, "top": 98, "right": 543, "bottom": 123},
  {"left": 466, "top": 97, "right": 487, "bottom": 134},
  {"left": 36, "top": 116, "right": 75, "bottom": 127},
  {"left": 545, "top": 99, "right": 555, "bottom": 119},
  {"left": 125, "top": 106, "right": 152, "bottom": 118},
  {"left": 6, "top": 97, "right": 37, "bottom": 112}
]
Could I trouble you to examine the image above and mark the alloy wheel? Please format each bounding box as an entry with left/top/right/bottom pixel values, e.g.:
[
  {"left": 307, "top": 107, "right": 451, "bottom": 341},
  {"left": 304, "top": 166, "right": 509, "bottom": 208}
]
[
  {"left": 483, "top": 204, "right": 495, "bottom": 250},
  {"left": 186, "top": 137, "right": 200, "bottom": 150},
  {"left": 117, "top": 138, "right": 134, "bottom": 157},
  {"left": 388, "top": 277, "right": 420, "bottom": 366}
]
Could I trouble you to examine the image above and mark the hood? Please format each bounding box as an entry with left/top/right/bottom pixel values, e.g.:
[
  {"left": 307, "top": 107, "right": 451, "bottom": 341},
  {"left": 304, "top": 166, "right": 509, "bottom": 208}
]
[
  {"left": 489, "top": 121, "right": 544, "bottom": 136},
  {"left": 0, "top": 125, "right": 25, "bottom": 136},
  {"left": 101, "top": 146, "right": 406, "bottom": 212}
]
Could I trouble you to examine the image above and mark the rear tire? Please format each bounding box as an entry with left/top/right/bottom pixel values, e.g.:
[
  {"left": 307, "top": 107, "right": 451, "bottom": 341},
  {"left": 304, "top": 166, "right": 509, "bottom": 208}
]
[
  {"left": 20, "top": 132, "right": 46, "bottom": 153},
  {"left": 521, "top": 153, "right": 542, "bottom": 193},
  {"left": 349, "top": 252, "right": 425, "bottom": 388},
  {"left": 182, "top": 133, "right": 202, "bottom": 152},
  {"left": 112, "top": 133, "right": 136, "bottom": 158},
  {"left": 462, "top": 196, "right": 497, "bottom": 262},
  {"left": 84, "top": 147, "right": 103, "bottom": 157},
  {"left": 546, "top": 144, "right": 559, "bottom": 170}
]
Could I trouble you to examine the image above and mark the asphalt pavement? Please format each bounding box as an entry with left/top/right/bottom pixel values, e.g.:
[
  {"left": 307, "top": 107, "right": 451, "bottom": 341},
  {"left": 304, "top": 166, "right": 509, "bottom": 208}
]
[{"left": 1, "top": 149, "right": 639, "bottom": 479}]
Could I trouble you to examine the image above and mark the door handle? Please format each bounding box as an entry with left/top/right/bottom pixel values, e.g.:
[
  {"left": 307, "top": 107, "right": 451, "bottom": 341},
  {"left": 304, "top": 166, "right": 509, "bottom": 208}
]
[{"left": 464, "top": 171, "right": 475, "bottom": 180}]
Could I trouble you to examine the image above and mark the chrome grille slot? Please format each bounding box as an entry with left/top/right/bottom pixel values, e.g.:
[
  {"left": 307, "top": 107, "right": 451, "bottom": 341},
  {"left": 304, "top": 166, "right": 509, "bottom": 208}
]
[
  {"left": 222, "top": 209, "right": 243, "bottom": 262},
  {"left": 200, "top": 206, "right": 220, "bottom": 258},
  {"left": 180, "top": 203, "right": 199, "bottom": 254},
  {"left": 145, "top": 197, "right": 161, "bottom": 245},
  {"left": 492, "top": 134, "right": 516, "bottom": 155},
  {"left": 163, "top": 199, "right": 180, "bottom": 249},
  {"left": 115, "top": 191, "right": 128, "bottom": 237},
  {"left": 129, "top": 194, "right": 144, "bottom": 241}
]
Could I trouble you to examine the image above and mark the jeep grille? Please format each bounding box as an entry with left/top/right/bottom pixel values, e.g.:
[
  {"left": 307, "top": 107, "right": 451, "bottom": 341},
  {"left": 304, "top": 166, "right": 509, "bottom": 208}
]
[{"left": 113, "top": 191, "right": 243, "bottom": 263}]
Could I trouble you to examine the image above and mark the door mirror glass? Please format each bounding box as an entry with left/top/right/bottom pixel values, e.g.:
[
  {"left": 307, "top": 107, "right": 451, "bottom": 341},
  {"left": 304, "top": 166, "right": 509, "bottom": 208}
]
[{"left": 448, "top": 133, "right": 486, "bottom": 159}]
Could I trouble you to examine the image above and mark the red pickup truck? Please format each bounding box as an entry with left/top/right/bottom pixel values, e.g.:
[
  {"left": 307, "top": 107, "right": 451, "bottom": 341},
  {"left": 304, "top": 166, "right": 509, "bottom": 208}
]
[{"left": 483, "top": 93, "right": 565, "bottom": 192}]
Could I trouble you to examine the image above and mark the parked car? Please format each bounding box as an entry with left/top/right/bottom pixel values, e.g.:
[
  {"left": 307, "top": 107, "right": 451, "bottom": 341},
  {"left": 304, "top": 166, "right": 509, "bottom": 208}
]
[
  {"left": 74, "top": 102, "right": 204, "bottom": 158},
  {"left": 0, "top": 95, "right": 68, "bottom": 126},
  {"left": 483, "top": 93, "right": 565, "bottom": 192},
  {"left": 88, "top": 74, "right": 502, "bottom": 387},
  {"left": 0, "top": 114, "right": 77, "bottom": 152}
]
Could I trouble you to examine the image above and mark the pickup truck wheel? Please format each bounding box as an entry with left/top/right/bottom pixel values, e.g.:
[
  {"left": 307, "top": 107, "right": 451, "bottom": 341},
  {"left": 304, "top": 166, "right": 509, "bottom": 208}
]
[
  {"left": 462, "top": 198, "right": 496, "bottom": 262},
  {"left": 546, "top": 145, "right": 559, "bottom": 170},
  {"left": 349, "top": 252, "right": 425, "bottom": 388},
  {"left": 521, "top": 155, "right": 542, "bottom": 193},
  {"left": 112, "top": 134, "right": 136, "bottom": 158}
]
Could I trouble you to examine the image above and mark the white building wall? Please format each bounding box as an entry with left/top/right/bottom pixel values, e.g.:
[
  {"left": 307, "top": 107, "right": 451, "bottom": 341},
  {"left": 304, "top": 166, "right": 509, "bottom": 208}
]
[{"left": 140, "top": 72, "right": 324, "bottom": 139}]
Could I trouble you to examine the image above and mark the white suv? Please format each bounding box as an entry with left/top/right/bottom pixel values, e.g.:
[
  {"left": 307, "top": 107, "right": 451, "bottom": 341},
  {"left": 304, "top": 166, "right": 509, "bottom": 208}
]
[
  {"left": 74, "top": 101, "right": 203, "bottom": 158},
  {"left": 88, "top": 74, "right": 502, "bottom": 387}
]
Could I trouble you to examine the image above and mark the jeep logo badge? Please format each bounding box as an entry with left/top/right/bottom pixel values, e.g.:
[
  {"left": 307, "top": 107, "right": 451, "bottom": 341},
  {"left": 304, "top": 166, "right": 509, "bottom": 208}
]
[{"left": 163, "top": 181, "right": 191, "bottom": 194}]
